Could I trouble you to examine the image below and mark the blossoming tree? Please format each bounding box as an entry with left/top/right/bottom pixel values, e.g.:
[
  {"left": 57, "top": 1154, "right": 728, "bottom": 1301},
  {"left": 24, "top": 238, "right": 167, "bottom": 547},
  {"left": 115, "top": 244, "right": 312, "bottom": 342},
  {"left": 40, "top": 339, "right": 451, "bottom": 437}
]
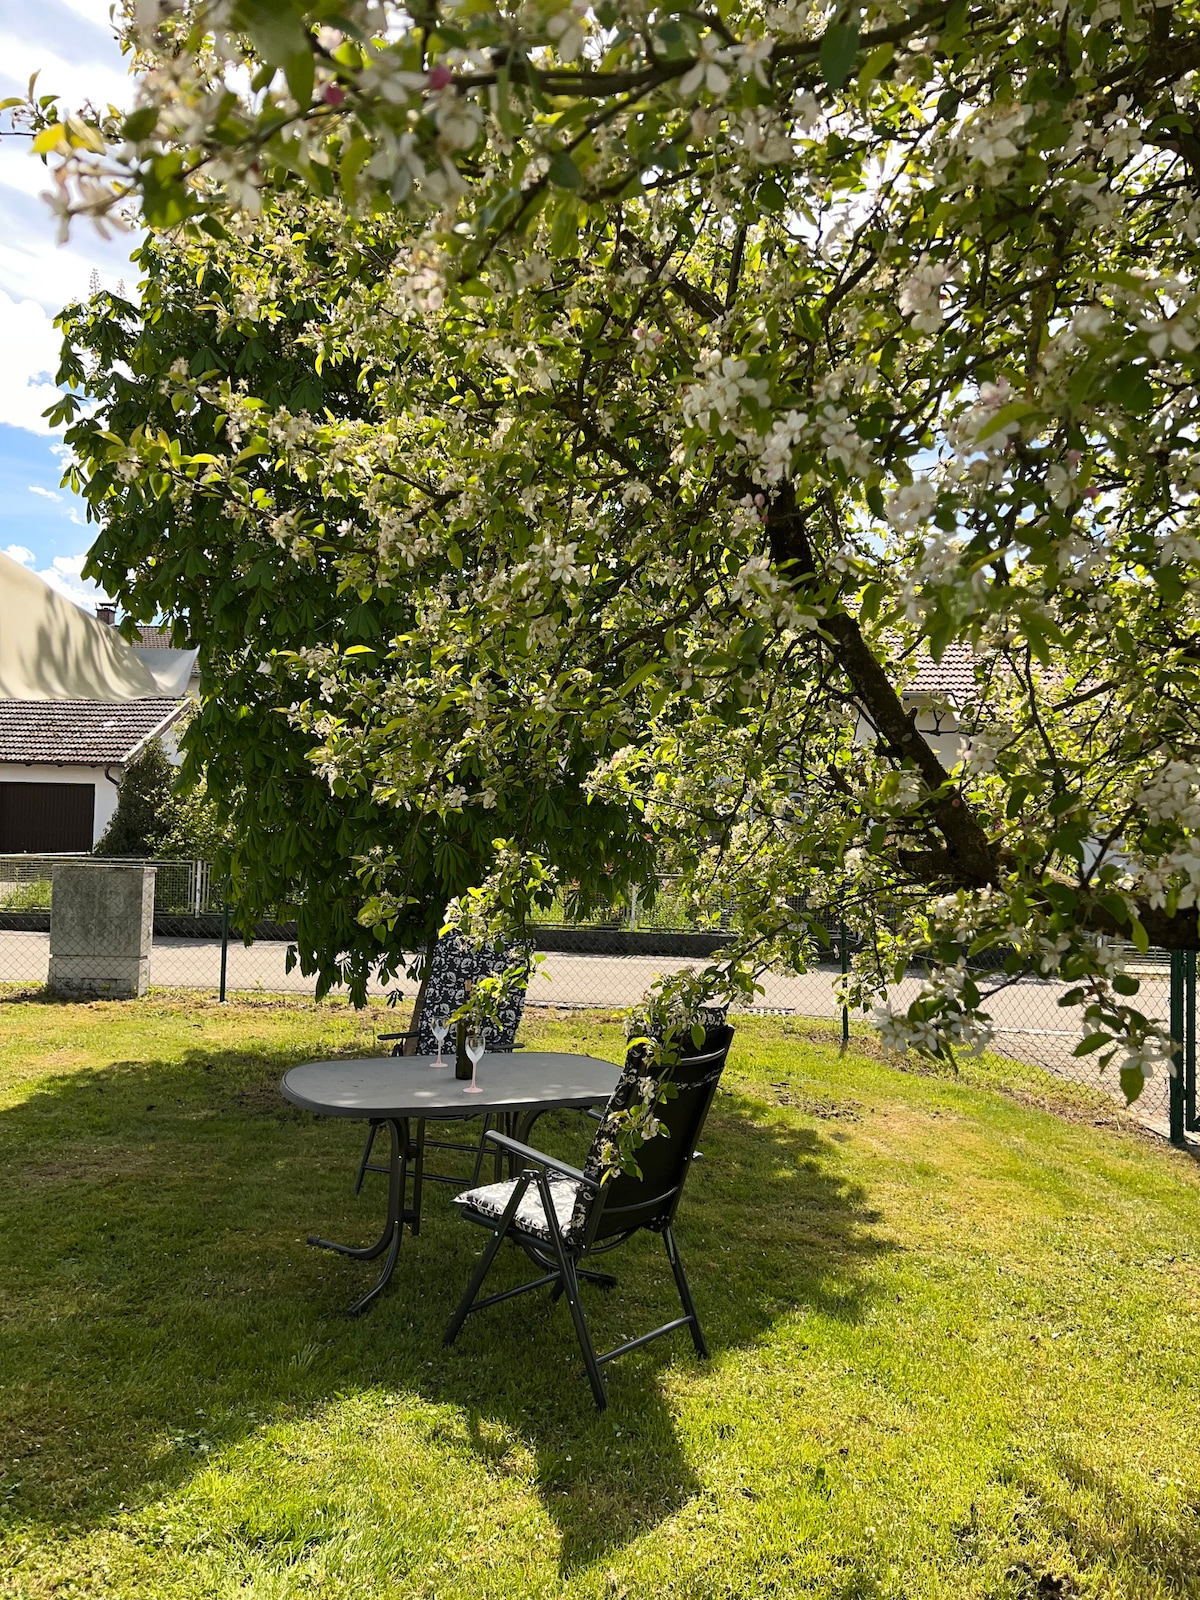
[{"left": 24, "top": 0, "right": 1200, "bottom": 1093}]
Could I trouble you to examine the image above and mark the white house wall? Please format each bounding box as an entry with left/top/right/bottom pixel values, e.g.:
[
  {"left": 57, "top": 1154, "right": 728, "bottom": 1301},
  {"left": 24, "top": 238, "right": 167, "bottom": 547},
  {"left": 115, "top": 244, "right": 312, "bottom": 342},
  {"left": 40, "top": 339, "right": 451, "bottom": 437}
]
[{"left": 853, "top": 706, "right": 964, "bottom": 771}]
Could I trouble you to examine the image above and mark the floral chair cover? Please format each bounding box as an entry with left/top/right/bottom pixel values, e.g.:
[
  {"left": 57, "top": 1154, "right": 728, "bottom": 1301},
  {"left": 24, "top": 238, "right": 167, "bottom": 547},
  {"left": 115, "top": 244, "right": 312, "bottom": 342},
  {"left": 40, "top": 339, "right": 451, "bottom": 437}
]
[{"left": 407, "top": 932, "right": 528, "bottom": 1054}]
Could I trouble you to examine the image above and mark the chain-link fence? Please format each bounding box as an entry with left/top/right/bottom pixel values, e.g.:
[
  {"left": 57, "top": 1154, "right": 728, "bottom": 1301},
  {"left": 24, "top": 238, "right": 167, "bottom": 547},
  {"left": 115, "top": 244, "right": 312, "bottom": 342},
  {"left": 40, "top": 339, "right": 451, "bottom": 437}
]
[{"left": 0, "top": 856, "right": 1195, "bottom": 1143}]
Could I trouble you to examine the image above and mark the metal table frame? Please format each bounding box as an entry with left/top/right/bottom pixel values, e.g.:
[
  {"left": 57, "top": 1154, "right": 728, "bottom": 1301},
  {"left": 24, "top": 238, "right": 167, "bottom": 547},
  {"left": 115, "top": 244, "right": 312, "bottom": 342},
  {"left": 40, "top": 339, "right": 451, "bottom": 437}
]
[{"left": 280, "top": 1053, "right": 620, "bottom": 1315}]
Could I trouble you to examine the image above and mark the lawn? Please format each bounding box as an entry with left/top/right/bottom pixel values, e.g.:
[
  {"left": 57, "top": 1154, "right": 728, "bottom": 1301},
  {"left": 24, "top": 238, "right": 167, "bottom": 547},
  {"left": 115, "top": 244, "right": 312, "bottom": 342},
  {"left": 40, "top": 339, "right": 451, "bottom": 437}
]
[{"left": 1, "top": 995, "right": 1199, "bottom": 1599}]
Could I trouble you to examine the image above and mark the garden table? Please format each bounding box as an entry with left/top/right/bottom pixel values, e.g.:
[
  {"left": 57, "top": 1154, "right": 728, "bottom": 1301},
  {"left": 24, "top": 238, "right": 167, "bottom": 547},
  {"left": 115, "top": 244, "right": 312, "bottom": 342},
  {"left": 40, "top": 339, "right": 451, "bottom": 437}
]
[{"left": 280, "top": 1051, "right": 621, "bottom": 1314}]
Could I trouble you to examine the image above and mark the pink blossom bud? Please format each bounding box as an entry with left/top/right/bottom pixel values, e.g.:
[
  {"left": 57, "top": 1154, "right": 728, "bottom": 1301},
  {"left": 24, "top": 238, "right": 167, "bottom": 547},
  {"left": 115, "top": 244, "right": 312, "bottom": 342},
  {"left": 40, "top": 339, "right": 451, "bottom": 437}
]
[
  {"left": 322, "top": 83, "right": 346, "bottom": 106},
  {"left": 428, "top": 65, "right": 454, "bottom": 90},
  {"left": 1066, "top": 449, "right": 1081, "bottom": 467}
]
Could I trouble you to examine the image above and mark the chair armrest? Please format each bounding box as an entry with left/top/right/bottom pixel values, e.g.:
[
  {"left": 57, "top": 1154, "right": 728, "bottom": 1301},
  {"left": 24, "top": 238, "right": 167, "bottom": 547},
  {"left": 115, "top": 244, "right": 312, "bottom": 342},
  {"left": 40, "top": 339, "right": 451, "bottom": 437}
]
[
  {"left": 378, "top": 1029, "right": 418, "bottom": 1042},
  {"left": 481, "top": 1129, "right": 597, "bottom": 1188}
]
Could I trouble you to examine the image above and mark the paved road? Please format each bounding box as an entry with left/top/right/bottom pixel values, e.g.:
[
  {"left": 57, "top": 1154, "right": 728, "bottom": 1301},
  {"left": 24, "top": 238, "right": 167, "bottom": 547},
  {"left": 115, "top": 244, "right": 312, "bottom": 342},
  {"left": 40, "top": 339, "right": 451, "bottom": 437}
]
[{"left": 0, "top": 930, "right": 1171, "bottom": 1126}]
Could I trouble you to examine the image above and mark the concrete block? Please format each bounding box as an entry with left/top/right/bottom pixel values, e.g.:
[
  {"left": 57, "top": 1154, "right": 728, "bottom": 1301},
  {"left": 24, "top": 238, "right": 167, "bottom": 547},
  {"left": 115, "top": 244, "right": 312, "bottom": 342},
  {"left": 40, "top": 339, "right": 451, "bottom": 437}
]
[{"left": 49, "top": 862, "right": 156, "bottom": 998}]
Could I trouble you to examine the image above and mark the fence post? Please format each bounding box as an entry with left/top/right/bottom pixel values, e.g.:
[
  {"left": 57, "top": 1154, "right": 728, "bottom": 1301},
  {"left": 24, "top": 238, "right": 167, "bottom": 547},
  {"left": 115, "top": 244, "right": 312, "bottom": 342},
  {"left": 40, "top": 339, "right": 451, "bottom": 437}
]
[
  {"left": 1170, "top": 948, "right": 1186, "bottom": 1147},
  {"left": 839, "top": 909, "right": 849, "bottom": 1047},
  {"left": 1187, "top": 948, "right": 1197, "bottom": 1133},
  {"left": 219, "top": 878, "right": 230, "bottom": 1004}
]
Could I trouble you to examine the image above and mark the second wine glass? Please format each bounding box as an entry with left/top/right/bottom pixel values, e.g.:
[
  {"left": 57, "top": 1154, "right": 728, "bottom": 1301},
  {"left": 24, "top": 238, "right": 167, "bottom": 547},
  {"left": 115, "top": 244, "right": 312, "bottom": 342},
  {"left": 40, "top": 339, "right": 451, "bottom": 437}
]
[{"left": 463, "top": 1031, "right": 486, "bottom": 1094}]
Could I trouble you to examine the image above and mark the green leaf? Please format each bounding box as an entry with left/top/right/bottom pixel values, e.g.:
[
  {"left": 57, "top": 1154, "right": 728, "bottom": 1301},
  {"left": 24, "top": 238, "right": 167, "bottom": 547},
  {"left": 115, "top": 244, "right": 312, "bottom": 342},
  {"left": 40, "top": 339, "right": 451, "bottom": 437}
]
[
  {"left": 122, "top": 106, "right": 158, "bottom": 141},
  {"left": 857, "top": 41, "right": 893, "bottom": 90},
  {"left": 549, "top": 200, "right": 579, "bottom": 256},
  {"left": 338, "top": 135, "right": 371, "bottom": 206},
  {"left": 1119, "top": 1065, "right": 1145, "bottom": 1104},
  {"left": 819, "top": 18, "right": 861, "bottom": 91},
  {"left": 230, "top": 0, "right": 309, "bottom": 68},
  {"left": 620, "top": 661, "right": 658, "bottom": 698},
  {"left": 858, "top": 581, "right": 884, "bottom": 624},
  {"left": 1112, "top": 972, "right": 1140, "bottom": 996},
  {"left": 548, "top": 148, "right": 583, "bottom": 189},
  {"left": 974, "top": 399, "right": 1038, "bottom": 442},
  {"left": 285, "top": 46, "right": 315, "bottom": 112},
  {"left": 1074, "top": 1032, "right": 1110, "bottom": 1056},
  {"left": 1108, "top": 364, "right": 1154, "bottom": 414},
  {"left": 1129, "top": 916, "right": 1149, "bottom": 954}
]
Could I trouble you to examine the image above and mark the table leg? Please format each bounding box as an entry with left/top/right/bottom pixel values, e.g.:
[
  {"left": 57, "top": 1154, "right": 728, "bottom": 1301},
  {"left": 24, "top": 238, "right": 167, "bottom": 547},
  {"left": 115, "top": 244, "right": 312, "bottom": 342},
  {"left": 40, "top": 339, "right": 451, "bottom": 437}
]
[
  {"left": 412, "top": 1117, "right": 425, "bottom": 1237},
  {"left": 307, "top": 1117, "right": 413, "bottom": 1315}
]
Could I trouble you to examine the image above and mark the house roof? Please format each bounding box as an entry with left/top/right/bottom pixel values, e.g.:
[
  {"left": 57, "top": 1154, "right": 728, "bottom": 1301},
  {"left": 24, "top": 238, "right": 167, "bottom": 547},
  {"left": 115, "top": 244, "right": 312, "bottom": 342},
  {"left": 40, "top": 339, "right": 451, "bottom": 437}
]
[
  {"left": 905, "top": 642, "right": 980, "bottom": 706},
  {"left": 0, "top": 699, "right": 186, "bottom": 766},
  {"left": 137, "top": 625, "right": 180, "bottom": 648},
  {"left": 0, "top": 549, "right": 165, "bottom": 701}
]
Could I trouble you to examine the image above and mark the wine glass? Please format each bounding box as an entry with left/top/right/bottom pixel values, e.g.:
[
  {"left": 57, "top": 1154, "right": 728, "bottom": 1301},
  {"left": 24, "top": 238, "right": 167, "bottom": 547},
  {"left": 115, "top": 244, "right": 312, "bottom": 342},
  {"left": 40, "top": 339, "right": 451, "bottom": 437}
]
[
  {"left": 430, "top": 1017, "right": 450, "bottom": 1069},
  {"left": 463, "top": 1030, "right": 486, "bottom": 1095}
]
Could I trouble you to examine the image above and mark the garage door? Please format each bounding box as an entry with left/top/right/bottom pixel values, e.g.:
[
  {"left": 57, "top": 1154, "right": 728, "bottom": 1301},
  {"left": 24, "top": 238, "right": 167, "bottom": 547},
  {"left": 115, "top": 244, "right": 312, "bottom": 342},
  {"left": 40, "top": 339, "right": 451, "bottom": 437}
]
[{"left": 0, "top": 782, "right": 95, "bottom": 853}]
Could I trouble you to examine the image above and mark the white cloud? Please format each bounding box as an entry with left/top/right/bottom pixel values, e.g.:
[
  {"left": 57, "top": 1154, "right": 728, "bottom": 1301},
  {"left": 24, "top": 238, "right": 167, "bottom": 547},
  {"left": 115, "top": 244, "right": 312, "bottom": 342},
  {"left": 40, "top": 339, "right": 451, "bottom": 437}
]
[
  {"left": 0, "top": 31, "right": 132, "bottom": 113},
  {"left": 55, "top": 0, "right": 120, "bottom": 28},
  {"left": 0, "top": 179, "right": 137, "bottom": 312},
  {"left": 28, "top": 484, "right": 61, "bottom": 501},
  {"left": 0, "top": 289, "right": 61, "bottom": 432},
  {"left": 4, "top": 543, "right": 34, "bottom": 565},
  {"left": 38, "top": 550, "right": 108, "bottom": 608},
  {"left": 0, "top": 17, "right": 141, "bottom": 322}
]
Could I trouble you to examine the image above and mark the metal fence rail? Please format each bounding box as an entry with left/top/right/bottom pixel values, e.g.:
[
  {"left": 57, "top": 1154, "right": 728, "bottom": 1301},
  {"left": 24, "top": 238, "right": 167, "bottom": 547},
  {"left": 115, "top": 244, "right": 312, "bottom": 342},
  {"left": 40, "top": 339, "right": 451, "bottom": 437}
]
[
  {"left": 0, "top": 858, "right": 1194, "bottom": 1146},
  {"left": 0, "top": 855, "right": 214, "bottom": 916}
]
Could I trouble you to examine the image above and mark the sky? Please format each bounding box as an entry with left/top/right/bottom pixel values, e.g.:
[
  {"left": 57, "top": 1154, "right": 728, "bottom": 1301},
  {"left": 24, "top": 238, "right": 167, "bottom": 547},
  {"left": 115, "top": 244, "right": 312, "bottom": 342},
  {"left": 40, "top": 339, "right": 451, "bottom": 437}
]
[{"left": 0, "top": 0, "right": 142, "bottom": 610}]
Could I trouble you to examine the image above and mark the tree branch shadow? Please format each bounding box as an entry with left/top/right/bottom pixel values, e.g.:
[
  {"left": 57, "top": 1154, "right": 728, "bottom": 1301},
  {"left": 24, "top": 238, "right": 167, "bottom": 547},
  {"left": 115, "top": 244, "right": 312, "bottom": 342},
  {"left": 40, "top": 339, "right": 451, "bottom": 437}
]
[{"left": 0, "top": 1045, "right": 888, "bottom": 1579}]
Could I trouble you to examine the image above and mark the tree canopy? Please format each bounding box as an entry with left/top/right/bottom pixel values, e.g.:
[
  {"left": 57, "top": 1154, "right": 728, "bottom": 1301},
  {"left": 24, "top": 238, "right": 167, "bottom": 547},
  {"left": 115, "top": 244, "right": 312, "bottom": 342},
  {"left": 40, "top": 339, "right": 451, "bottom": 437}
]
[
  {"left": 24, "top": 0, "right": 1200, "bottom": 1092},
  {"left": 60, "top": 221, "right": 653, "bottom": 998},
  {"left": 94, "top": 733, "right": 236, "bottom": 861}
]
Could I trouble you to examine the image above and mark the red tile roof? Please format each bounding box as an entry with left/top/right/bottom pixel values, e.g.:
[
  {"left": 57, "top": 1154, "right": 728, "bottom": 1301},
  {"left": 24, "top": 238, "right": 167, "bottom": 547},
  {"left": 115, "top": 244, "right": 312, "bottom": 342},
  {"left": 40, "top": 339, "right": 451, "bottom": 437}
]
[
  {"left": 905, "top": 642, "right": 979, "bottom": 706},
  {"left": 136, "top": 625, "right": 178, "bottom": 649},
  {"left": 0, "top": 699, "right": 186, "bottom": 765}
]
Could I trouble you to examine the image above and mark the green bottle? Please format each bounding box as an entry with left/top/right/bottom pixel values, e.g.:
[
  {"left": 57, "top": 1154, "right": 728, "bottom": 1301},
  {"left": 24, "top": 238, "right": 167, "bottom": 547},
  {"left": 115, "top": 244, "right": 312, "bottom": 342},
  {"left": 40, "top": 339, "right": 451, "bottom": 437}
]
[{"left": 455, "top": 1018, "right": 471, "bottom": 1079}]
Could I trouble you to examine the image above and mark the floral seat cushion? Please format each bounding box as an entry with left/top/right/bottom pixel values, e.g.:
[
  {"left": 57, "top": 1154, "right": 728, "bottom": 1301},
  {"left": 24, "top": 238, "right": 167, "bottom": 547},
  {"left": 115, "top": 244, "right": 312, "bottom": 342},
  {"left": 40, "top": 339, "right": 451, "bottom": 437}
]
[{"left": 453, "top": 1173, "right": 583, "bottom": 1242}]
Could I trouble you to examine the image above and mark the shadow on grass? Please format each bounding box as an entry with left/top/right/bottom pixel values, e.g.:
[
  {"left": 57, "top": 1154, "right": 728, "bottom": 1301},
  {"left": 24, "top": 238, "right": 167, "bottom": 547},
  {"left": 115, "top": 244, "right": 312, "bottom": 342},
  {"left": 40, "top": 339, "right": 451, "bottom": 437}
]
[{"left": 0, "top": 1044, "right": 885, "bottom": 1575}]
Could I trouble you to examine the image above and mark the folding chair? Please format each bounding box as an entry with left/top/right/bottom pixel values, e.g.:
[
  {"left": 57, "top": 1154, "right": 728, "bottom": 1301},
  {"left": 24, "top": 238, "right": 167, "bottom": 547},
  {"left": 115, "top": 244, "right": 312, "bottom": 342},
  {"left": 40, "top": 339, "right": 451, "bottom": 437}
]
[
  {"left": 356, "top": 933, "right": 530, "bottom": 1222},
  {"left": 443, "top": 1024, "right": 734, "bottom": 1409}
]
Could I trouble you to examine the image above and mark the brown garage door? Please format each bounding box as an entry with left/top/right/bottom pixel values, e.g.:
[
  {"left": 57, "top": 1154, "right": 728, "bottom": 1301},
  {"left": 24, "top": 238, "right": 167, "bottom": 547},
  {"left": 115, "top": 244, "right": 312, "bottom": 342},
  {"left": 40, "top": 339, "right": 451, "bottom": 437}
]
[{"left": 0, "top": 782, "right": 95, "bottom": 853}]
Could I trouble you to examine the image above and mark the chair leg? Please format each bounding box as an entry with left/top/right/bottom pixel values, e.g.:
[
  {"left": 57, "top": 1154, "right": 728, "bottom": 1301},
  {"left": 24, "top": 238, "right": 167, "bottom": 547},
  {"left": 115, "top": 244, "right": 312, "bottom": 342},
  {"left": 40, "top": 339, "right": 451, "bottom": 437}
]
[
  {"left": 663, "top": 1226, "right": 709, "bottom": 1359},
  {"left": 557, "top": 1255, "right": 607, "bottom": 1411},
  {"left": 443, "top": 1174, "right": 534, "bottom": 1347},
  {"left": 541, "top": 1188, "right": 606, "bottom": 1410},
  {"left": 354, "top": 1121, "right": 380, "bottom": 1196},
  {"left": 470, "top": 1115, "right": 495, "bottom": 1187}
]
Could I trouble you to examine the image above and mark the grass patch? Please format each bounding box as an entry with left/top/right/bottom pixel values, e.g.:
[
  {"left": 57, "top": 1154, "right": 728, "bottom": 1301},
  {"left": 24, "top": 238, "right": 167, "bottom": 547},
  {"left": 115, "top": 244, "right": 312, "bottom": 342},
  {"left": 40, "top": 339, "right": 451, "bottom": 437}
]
[{"left": 1, "top": 999, "right": 1199, "bottom": 1597}]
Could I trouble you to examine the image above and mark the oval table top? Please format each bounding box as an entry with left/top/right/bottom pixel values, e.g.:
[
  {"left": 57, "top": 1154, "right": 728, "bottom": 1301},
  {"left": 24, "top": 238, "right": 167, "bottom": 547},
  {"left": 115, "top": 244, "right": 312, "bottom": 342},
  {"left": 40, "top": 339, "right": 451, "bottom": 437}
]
[{"left": 280, "top": 1051, "right": 622, "bottom": 1120}]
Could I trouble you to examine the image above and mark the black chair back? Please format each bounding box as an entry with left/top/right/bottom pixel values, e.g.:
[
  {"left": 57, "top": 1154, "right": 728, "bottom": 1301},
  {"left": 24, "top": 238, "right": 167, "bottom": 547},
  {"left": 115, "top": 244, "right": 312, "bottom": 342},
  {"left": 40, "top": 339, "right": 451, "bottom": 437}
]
[
  {"left": 404, "top": 933, "right": 529, "bottom": 1054},
  {"left": 576, "top": 1024, "right": 733, "bottom": 1244}
]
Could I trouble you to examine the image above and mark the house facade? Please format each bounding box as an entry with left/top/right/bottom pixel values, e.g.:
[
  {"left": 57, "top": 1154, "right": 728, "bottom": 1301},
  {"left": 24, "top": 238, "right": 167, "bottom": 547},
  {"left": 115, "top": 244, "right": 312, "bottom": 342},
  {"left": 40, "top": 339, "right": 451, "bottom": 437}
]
[{"left": 0, "top": 550, "right": 196, "bottom": 852}]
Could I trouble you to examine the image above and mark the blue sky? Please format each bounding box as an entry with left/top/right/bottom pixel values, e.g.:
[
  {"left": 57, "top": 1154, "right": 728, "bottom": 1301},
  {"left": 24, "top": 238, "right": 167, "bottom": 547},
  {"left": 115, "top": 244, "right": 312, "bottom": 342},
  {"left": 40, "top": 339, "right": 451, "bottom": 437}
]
[{"left": 0, "top": 0, "right": 141, "bottom": 608}]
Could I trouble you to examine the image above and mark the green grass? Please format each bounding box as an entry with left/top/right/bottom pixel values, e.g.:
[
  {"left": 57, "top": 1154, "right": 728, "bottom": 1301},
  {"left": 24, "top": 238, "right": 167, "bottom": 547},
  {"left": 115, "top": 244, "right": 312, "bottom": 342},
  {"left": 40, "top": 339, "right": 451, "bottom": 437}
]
[
  {"left": 0, "top": 880, "right": 52, "bottom": 912},
  {"left": 1, "top": 998, "right": 1200, "bottom": 1598}
]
